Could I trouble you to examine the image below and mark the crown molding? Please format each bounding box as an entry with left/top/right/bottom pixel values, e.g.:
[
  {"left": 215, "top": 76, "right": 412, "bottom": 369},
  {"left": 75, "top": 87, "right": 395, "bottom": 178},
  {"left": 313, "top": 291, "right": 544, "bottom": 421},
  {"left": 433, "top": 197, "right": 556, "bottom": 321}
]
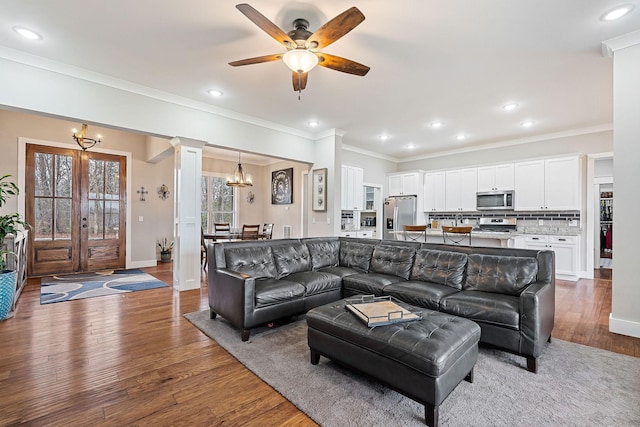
[
  {"left": 602, "top": 29, "right": 640, "bottom": 58},
  {"left": 398, "top": 124, "right": 613, "bottom": 162},
  {"left": 342, "top": 144, "right": 400, "bottom": 162}
]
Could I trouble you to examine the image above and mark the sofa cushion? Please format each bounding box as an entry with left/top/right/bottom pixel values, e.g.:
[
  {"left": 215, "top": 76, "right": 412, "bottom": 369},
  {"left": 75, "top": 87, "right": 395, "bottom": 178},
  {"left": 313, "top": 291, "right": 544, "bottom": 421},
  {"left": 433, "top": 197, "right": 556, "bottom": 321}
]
[
  {"left": 318, "top": 266, "right": 360, "bottom": 278},
  {"left": 254, "top": 278, "right": 306, "bottom": 308},
  {"left": 410, "top": 249, "right": 468, "bottom": 290},
  {"left": 286, "top": 271, "right": 342, "bottom": 296},
  {"left": 272, "top": 242, "right": 311, "bottom": 278},
  {"left": 440, "top": 290, "right": 520, "bottom": 330},
  {"left": 370, "top": 244, "right": 416, "bottom": 280},
  {"left": 384, "top": 281, "right": 460, "bottom": 311},
  {"left": 339, "top": 241, "right": 375, "bottom": 272},
  {"left": 224, "top": 246, "right": 277, "bottom": 279},
  {"left": 342, "top": 273, "right": 405, "bottom": 296},
  {"left": 306, "top": 240, "right": 340, "bottom": 270},
  {"left": 464, "top": 254, "right": 538, "bottom": 295}
]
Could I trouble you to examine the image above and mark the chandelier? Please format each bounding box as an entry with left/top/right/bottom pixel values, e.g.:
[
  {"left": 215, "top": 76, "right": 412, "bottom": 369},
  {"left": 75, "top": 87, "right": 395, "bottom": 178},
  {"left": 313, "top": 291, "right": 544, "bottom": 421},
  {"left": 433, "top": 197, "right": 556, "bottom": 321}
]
[
  {"left": 226, "top": 152, "right": 253, "bottom": 187},
  {"left": 72, "top": 124, "right": 101, "bottom": 150}
]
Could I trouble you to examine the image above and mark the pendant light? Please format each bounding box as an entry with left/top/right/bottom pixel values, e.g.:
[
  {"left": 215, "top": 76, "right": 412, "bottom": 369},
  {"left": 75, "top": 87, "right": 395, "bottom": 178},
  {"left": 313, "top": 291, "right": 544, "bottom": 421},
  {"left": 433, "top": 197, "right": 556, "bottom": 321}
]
[{"left": 226, "top": 152, "right": 253, "bottom": 187}]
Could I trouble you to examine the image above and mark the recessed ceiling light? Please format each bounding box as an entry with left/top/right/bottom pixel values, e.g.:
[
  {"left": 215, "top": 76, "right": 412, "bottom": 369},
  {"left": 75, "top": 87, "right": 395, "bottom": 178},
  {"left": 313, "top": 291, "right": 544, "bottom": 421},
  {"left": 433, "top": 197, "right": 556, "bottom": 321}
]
[
  {"left": 208, "top": 89, "right": 223, "bottom": 97},
  {"left": 429, "top": 121, "right": 444, "bottom": 128},
  {"left": 13, "top": 26, "right": 42, "bottom": 40},
  {"left": 379, "top": 134, "right": 389, "bottom": 141},
  {"left": 602, "top": 5, "right": 634, "bottom": 21},
  {"left": 407, "top": 143, "right": 416, "bottom": 150},
  {"left": 521, "top": 120, "right": 535, "bottom": 128},
  {"left": 502, "top": 103, "right": 518, "bottom": 111},
  {"left": 456, "top": 134, "right": 466, "bottom": 141},
  {"left": 307, "top": 120, "right": 320, "bottom": 127}
]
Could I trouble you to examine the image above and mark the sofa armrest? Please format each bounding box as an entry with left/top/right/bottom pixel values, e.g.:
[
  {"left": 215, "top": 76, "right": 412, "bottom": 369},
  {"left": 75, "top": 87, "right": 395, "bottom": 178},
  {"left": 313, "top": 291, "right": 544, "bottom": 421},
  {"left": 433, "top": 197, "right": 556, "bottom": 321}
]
[
  {"left": 208, "top": 268, "right": 256, "bottom": 330},
  {"left": 519, "top": 280, "right": 555, "bottom": 357}
]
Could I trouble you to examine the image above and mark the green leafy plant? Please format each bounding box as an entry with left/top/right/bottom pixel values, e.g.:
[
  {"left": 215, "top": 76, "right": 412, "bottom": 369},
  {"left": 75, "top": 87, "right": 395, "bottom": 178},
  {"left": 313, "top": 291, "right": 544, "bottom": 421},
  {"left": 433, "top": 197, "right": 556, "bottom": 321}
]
[
  {"left": 157, "top": 237, "right": 174, "bottom": 252},
  {"left": 0, "top": 174, "right": 30, "bottom": 271}
]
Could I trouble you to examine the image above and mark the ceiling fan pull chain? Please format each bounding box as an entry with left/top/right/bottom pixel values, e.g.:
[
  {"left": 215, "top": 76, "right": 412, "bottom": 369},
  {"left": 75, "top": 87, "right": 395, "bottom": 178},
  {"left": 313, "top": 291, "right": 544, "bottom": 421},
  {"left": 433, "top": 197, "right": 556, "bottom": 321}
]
[{"left": 298, "top": 73, "right": 302, "bottom": 100}]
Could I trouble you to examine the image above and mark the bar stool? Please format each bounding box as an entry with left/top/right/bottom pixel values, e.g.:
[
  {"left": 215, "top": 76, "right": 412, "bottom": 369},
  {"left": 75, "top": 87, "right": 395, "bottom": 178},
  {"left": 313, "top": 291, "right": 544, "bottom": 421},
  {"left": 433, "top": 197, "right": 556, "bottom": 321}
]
[
  {"left": 403, "top": 225, "right": 427, "bottom": 242},
  {"left": 442, "top": 226, "right": 473, "bottom": 245}
]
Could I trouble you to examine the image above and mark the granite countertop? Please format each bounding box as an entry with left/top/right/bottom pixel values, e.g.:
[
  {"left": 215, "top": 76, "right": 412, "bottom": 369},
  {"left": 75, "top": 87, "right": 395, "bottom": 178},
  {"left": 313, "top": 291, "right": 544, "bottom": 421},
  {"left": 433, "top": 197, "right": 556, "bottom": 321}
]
[{"left": 396, "top": 227, "right": 583, "bottom": 240}]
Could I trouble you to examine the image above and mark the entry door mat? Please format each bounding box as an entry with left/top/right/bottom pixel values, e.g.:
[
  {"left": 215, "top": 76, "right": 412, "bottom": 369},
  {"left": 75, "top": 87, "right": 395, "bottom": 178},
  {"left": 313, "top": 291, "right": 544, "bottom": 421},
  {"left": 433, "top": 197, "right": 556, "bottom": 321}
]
[{"left": 40, "top": 269, "right": 169, "bottom": 304}]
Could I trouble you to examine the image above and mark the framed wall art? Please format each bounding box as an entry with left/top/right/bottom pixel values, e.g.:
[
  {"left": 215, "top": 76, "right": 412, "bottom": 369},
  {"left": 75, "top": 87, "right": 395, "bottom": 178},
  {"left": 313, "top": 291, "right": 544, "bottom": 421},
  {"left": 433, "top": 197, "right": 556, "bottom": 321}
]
[
  {"left": 271, "top": 168, "right": 293, "bottom": 204},
  {"left": 312, "top": 168, "right": 327, "bottom": 212}
]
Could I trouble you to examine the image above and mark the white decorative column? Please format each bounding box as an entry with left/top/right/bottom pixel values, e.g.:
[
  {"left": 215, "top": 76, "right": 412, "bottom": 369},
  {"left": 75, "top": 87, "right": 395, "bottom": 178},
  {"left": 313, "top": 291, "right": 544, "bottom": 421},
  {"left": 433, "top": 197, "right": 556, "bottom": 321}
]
[
  {"left": 602, "top": 31, "right": 640, "bottom": 338},
  {"left": 170, "top": 137, "right": 206, "bottom": 291}
]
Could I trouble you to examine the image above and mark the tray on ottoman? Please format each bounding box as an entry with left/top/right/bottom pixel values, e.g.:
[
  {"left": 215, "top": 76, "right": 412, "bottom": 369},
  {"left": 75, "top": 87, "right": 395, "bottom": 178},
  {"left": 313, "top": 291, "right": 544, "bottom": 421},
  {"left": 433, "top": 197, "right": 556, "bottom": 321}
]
[
  {"left": 345, "top": 295, "right": 422, "bottom": 327},
  {"left": 306, "top": 299, "right": 481, "bottom": 427}
]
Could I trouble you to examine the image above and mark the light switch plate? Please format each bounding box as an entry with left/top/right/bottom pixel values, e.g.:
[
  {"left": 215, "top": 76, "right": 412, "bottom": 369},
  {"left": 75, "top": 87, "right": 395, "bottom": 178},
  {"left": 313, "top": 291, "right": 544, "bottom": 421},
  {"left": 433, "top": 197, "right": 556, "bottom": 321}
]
[{"left": 538, "top": 219, "right": 544, "bottom": 226}]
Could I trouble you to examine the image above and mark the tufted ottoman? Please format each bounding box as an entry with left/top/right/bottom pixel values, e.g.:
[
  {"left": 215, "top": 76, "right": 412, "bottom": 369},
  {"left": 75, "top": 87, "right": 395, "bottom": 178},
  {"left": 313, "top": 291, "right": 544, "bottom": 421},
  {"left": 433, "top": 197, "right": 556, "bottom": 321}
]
[{"left": 306, "top": 299, "right": 481, "bottom": 427}]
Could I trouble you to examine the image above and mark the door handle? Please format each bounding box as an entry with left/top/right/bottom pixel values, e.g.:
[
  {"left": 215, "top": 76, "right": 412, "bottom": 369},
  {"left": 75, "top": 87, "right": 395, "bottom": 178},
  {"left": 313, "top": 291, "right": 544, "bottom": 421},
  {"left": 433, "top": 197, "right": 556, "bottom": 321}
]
[
  {"left": 82, "top": 224, "right": 87, "bottom": 228},
  {"left": 82, "top": 217, "right": 87, "bottom": 221}
]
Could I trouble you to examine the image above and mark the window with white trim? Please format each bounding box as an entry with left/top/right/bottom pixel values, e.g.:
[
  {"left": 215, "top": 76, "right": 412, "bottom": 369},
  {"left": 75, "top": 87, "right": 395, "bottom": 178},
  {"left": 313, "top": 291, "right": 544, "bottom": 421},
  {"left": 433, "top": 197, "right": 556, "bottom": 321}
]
[{"left": 201, "top": 173, "right": 237, "bottom": 232}]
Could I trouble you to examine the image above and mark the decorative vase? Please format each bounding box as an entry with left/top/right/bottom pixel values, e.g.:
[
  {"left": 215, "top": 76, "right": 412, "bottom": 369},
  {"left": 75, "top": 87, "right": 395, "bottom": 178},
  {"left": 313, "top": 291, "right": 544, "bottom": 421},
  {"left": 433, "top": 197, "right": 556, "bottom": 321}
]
[
  {"left": 160, "top": 251, "right": 172, "bottom": 262},
  {"left": 0, "top": 269, "right": 17, "bottom": 320}
]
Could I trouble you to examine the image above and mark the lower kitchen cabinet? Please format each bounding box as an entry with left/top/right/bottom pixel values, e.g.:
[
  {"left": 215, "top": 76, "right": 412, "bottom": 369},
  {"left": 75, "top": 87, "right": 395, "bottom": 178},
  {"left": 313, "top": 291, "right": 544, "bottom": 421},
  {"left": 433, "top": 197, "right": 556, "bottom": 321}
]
[
  {"left": 340, "top": 230, "right": 374, "bottom": 238},
  {"left": 516, "top": 234, "right": 579, "bottom": 281}
]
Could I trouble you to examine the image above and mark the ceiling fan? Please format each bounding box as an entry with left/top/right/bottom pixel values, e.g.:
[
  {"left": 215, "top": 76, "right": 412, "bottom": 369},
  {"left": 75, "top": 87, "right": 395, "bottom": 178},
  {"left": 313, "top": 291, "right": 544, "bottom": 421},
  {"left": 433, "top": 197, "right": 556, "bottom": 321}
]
[{"left": 229, "top": 4, "right": 370, "bottom": 95}]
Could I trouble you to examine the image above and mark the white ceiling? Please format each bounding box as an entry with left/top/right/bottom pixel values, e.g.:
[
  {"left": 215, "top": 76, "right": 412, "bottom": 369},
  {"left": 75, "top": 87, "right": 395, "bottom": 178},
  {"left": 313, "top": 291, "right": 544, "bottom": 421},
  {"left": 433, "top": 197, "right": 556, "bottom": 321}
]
[{"left": 2, "top": 1, "right": 639, "bottom": 161}]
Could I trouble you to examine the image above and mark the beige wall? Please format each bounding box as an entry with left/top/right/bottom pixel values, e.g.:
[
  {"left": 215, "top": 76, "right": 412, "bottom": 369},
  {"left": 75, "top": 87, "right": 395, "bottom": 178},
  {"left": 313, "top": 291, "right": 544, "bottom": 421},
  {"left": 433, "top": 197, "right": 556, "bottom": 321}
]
[{"left": 0, "top": 109, "right": 174, "bottom": 265}]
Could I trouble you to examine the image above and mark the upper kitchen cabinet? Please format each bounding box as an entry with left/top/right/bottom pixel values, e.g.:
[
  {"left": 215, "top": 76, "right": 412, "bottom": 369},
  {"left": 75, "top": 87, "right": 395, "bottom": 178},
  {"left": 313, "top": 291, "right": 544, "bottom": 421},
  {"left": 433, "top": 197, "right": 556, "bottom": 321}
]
[
  {"left": 424, "top": 171, "right": 446, "bottom": 212},
  {"left": 477, "top": 163, "right": 514, "bottom": 192},
  {"left": 341, "top": 165, "right": 364, "bottom": 210},
  {"left": 445, "top": 168, "right": 477, "bottom": 211},
  {"left": 514, "top": 157, "right": 580, "bottom": 211},
  {"left": 388, "top": 172, "right": 422, "bottom": 196}
]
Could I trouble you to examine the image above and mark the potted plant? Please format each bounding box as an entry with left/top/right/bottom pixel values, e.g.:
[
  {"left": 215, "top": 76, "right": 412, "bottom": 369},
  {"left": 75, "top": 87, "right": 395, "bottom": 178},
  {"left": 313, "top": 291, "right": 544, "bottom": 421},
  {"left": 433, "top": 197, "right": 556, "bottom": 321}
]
[
  {"left": 157, "top": 237, "right": 174, "bottom": 262},
  {"left": 0, "top": 174, "right": 30, "bottom": 320}
]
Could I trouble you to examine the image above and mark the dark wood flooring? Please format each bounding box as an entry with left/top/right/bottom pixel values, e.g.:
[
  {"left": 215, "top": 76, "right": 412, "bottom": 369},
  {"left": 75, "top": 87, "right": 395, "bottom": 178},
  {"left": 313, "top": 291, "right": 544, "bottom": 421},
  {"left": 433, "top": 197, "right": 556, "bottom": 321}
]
[{"left": 0, "top": 263, "right": 637, "bottom": 425}]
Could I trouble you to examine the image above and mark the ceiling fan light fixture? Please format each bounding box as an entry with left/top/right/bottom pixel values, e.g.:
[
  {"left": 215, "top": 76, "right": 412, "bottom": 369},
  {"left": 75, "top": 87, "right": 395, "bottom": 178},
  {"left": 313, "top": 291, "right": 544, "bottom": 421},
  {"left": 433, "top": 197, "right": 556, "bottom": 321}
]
[{"left": 282, "top": 49, "right": 319, "bottom": 73}]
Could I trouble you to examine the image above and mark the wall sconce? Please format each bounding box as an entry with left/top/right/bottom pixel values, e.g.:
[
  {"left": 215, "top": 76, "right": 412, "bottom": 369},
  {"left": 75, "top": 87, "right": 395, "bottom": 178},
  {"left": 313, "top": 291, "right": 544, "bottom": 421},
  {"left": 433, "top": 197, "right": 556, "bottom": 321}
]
[
  {"left": 137, "top": 186, "right": 148, "bottom": 201},
  {"left": 158, "top": 184, "right": 170, "bottom": 200}
]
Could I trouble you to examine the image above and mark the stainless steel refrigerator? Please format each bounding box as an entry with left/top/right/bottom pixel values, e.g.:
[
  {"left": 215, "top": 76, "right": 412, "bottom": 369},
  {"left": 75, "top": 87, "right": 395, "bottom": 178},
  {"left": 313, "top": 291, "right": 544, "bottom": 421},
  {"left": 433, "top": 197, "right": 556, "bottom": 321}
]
[{"left": 383, "top": 195, "right": 417, "bottom": 240}]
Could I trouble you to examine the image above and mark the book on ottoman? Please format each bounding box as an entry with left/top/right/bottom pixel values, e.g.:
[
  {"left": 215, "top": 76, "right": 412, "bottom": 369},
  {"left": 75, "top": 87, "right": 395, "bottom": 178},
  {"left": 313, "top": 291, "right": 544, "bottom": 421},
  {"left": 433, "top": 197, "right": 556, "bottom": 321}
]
[{"left": 345, "top": 295, "right": 422, "bottom": 327}]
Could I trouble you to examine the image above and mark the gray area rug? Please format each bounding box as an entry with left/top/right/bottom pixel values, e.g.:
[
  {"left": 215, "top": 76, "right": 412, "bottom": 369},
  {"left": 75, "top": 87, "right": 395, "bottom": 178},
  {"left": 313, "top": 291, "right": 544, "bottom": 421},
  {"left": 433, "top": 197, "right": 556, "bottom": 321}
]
[{"left": 185, "top": 310, "right": 640, "bottom": 426}]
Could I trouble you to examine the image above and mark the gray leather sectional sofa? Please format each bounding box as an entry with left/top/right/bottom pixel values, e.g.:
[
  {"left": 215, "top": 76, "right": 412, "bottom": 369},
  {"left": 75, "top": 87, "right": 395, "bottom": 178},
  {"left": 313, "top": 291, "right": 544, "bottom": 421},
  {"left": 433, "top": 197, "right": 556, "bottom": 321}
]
[{"left": 207, "top": 237, "right": 555, "bottom": 372}]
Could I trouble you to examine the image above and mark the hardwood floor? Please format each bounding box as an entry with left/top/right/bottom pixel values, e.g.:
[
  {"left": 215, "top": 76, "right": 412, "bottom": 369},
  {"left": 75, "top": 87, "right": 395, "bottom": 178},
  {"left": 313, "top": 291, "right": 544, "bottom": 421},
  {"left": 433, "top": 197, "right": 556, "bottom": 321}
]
[{"left": 0, "top": 264, "right": 638, "bottom": 426}]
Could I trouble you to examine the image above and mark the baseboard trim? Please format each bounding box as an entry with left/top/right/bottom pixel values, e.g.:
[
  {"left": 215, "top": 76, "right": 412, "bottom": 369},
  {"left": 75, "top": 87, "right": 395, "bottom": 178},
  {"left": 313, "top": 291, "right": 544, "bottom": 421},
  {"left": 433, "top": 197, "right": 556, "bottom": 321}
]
[
  {"left": 609, "top": 313, "right": 640, "bottom": 338},
  {"left": 128, "top": 260, "right": 158, "bottom": 269}
]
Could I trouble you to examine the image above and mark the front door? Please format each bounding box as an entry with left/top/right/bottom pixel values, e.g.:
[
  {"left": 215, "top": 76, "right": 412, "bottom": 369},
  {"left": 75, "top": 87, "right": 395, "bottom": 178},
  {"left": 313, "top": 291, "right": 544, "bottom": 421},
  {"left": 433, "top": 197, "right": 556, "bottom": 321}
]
[{"left": 26, "top": 144, "right": 126, "bottom": 276}]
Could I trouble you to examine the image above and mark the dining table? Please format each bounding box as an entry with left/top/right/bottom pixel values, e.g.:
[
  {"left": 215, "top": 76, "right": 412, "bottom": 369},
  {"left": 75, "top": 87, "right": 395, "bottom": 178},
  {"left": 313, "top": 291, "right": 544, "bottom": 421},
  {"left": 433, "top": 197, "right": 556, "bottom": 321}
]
[{"left": 203, "top": 231, "right": 266, "bottom": 241}]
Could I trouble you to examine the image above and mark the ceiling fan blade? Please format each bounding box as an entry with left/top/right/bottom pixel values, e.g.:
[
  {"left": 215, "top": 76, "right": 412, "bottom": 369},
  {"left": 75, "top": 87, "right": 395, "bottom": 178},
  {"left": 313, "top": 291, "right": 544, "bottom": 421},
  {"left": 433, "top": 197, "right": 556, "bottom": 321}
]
[
  {"left": 292, "top": 72, "right": 308, "bottom": 92},
  {"left": 236, "top": 4, "right": 296, "bottom": 48},
  {"left": 229, "top": 54, "right": 282, "bottom": 66},
  {"left": 317, "top": 53, "right": 370, "bottom": 76},
  {"left": 305, "top": 7, "right": 365, "bottom": 50}
]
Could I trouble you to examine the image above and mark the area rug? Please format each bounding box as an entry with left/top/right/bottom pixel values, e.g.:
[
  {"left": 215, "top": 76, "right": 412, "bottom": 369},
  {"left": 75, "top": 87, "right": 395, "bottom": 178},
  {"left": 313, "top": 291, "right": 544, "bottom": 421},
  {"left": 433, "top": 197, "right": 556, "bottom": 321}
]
[
  {"left": 185, "top": 310, "right": 640, "bottom": 426},
  {"left": 40, "top": 269, "right": 168, "bottom": 304}
]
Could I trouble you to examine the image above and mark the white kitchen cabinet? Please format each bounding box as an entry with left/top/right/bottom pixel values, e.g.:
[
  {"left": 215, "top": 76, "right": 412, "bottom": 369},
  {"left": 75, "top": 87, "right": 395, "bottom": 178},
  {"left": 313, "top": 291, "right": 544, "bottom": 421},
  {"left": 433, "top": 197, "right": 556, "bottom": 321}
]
[
  {"left": 477, "top": 163, "right": 514, "bottom": 192},
  {"left": 514, "top": 157, "right": 579, "bottom": 211},
  {"left": 445, "top": 168, "right": 477, "bottom": 211},
  {"left": 424, "top": 171, "right": 446, "bottom": 212},
  {"left": 341, "top": 165, "right": 364, "bottom": 210},
  {"left": 340, "top": 230, "right": 374, "bottom": 238},
  {"left": 388, "top": 172, "right": 421, "bottom": 196},
  {"left": 523, "top": 234, "right": 579, "bottom": 280}
]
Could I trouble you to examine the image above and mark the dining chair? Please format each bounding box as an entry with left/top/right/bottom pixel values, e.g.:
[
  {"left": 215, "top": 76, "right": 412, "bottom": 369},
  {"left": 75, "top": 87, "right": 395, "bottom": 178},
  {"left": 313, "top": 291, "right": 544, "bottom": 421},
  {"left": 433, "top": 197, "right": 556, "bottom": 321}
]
[
  {"left": 214, "top": 223, "right": 231, "bottom": 232},
  {"left": 261, "top": 223, "right": 274, "bottom": 239},
  {"left": 403, "top": 224, "right": 427, "bottom": 242},
  {"left": 200, "top": 228, "right": 207, "bottom": 270},
  {"left": 442, "top": 226, "right": 473, "bottom": 245},
  {"left": 241, "top": 224, "right": 261, "bottom": 240}
]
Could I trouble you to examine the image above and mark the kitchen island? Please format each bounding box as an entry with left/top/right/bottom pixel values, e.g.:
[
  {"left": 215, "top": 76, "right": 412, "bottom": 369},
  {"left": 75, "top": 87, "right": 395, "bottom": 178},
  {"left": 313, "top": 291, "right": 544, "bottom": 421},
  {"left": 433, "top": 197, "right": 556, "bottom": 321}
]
[{"left": 391, "top": 229, "right": 515, "bottom": 248}]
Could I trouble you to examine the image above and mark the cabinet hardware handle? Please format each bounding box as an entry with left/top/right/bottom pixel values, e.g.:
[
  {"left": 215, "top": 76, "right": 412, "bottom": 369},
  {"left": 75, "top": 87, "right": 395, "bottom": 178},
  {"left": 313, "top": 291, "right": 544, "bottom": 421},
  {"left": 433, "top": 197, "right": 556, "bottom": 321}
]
[{"left": 558, "top": 238, "right": 566, "bottom": 241}]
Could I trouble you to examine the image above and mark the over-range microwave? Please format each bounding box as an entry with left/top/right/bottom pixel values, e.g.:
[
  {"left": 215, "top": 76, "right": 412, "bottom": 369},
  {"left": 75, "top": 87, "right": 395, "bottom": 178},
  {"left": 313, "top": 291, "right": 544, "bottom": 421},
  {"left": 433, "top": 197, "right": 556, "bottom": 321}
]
[{"left": 476, "top": 191, "right": 514, "bottom": 211}]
